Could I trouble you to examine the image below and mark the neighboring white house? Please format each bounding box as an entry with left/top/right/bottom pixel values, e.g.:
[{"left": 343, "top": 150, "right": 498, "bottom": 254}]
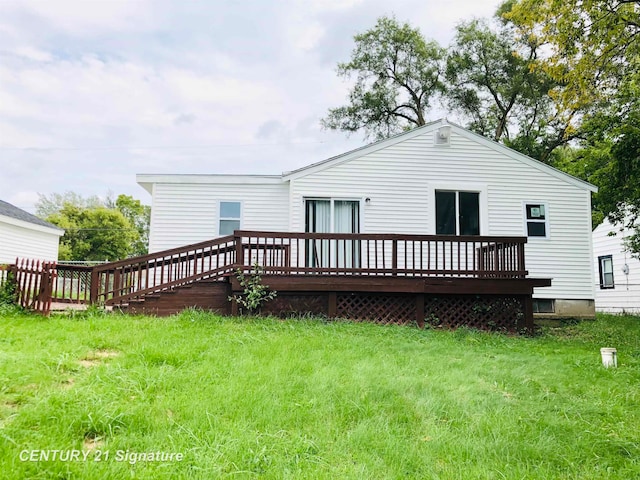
[
  {"left": 593, "top": 216, "right": 640, "bottom": 314},
  {"left": 0, "top": 200, "right": 64, "bottom": 264},
  {"left": 137, "top": 119, "right": 598, "bottom": 318}
]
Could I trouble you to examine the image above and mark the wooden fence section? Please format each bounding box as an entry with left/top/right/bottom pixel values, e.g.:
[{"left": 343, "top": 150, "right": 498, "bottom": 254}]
[
  {"left": 53, "top": 264, "right": 94, "bottom": 304},
  {"left": 233, "top": 231, "right": 528, "bottom": 278},
  {"left": 10, "top": 258, "right": 57, "bottom": 315}
]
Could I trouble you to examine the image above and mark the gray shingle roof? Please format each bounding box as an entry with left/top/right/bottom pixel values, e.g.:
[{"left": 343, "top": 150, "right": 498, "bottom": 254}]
[{"left": 0, "top": 200, "right": 63, "bottom": 231}]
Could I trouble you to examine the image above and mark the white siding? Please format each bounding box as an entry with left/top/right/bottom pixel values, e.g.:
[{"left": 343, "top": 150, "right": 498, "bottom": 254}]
[
  {"left": 290, "top": 129, "right": 595, "bottom": 301},
  {"left": 593, "top": 218, "right": 640, "bottom": 314},
  {"left": 149, "top": 182, "right": 289, "bottom": 252},
  {"left": 0, "top": 221, "right": 60, "bottom": 263}
]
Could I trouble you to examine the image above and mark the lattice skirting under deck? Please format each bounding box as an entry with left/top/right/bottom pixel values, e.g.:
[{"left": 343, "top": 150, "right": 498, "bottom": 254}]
[
  {"left": 424, "top": 295, "right": 526, "bottom": 332},
  {"left": 336, "top": 293, "right": 416, "bottom": 326},
  {"left": 261, "top": 292, "right": 528, "bottom": 332}
]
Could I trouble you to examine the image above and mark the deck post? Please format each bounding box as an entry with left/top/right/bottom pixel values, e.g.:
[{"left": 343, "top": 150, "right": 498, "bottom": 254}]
[
  {"left": 230, "top": 296, "right": 239, "bottom": 316},
  {"left": 234, "top": 231, "right": 244, "bottom": 272},
  {"left": 328, "top": 292, "right": 337, "bottom": 318},
  {"left": 89, "top": 267, "right": 99, "bottom": 305},
  {"left": 522, "top": 295, "right": 534, "bottom": 333},
  {"left": 392, "top": 239, "right": 398, "bottom": 276},
  {"left": 415, "top": 294, "right": 425, "bottom": 328}
]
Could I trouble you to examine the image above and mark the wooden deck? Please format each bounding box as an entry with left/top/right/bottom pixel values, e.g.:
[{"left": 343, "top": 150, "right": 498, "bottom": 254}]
[{"left": 39, "top": 230, "right": 551, "bottom": 332}]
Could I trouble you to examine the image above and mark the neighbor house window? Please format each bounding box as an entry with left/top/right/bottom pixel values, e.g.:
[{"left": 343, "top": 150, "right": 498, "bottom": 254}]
[
  {"left": 435, "top": 190, "right": 480, "bottom": 235},
  {"left": 219, "top": 201, "right": 241, "bottom": 235},
  {"left": 524, "top": 203, "right": 548, "bottom": 237},
  {"left": 598, "top": 255, "right": 614, "bottom": 289}
]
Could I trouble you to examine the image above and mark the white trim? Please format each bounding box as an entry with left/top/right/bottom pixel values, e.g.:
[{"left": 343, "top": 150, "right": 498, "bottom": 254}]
[
  {"left": 430, "top": 182, "right": 488, "bottom": 235},
  {"left": 303, "top": 197, "right": 363, "bottom": 233},
  {"left": 598, "top": 255, "right": 615, "bottom": 289},
  {"left": 0, "top": 214, "right": 64, "bottom": 236},
  {"left": 522, "top": 201, "right": 550, "bottom": 240},
  {"left": 217, "top": 200, "right": 243, "bottom": 236},
  {"left": 137, "top": 174, "right": 284, "bottom": 194}
]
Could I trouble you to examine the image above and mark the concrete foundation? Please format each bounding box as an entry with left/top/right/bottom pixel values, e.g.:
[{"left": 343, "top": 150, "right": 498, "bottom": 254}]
[{"left": 534, "top": 298, "right": 596, "bottom": 320}]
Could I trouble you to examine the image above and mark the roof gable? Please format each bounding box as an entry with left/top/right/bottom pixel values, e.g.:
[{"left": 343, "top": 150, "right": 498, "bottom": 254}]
[{"left": 282, "top": 119, "right": 597, "bottom": 192}]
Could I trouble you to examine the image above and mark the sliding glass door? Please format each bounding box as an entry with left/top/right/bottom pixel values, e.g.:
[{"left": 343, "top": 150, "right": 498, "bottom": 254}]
[{"left": 305, "top": 199, "right": 360, "bottom": 268}]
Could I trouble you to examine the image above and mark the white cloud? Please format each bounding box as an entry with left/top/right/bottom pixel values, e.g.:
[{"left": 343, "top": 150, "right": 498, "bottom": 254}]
[{"left": 0, "top": 0, "right": 503, "bottom": 212}]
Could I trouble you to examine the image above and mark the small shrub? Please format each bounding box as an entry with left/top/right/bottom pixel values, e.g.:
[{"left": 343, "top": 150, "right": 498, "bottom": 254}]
[
  {"left": 0, "top": 269, "right": 18, "bottom": 306},
  {"left": 229, "top": 263, "right": 277, "bottom": 315}
]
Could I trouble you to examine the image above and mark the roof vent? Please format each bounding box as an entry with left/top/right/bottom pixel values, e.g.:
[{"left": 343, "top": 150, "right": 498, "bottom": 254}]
[{"left": 435, "top": 126, "right": 451, "bottom": 146}]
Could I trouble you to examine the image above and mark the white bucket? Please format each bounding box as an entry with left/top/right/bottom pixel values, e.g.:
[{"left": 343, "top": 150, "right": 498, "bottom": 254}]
[{"left": 600, "top": 348, "right": 617, "bottom": 368}]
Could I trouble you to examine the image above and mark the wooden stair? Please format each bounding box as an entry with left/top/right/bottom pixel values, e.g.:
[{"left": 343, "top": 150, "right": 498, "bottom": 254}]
[{"left": 119, "top": 279, "right": 232, "bottom": 316}]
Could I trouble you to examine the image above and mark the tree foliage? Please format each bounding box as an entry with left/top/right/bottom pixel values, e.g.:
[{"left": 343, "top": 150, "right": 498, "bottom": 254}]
[
  {"left": 507, "top": 0, "right": 640, "bottom": 253},
  {"left": 506, "top": 0, "right": 639, "bottom": 112},
  {"left": 446, "top": 17, "right": 571, "bottom": 162},
  {"left": 37, "top": 192, "right": 150, "bottom": 261},
  {"left": 321, "top": 16, "right": 447, "bottom": 140},
  {"left": 323, "top": 12, "right": 582, "bottom": 162}
]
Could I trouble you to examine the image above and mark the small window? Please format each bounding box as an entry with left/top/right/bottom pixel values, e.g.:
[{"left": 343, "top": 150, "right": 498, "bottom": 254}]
[
  {"left": 533, "top": 299, "right": 555, "bottom": 313},
  {"left": 219, "top": 201, "right": 241, "bottom": 235},
  {"left": 524, "top": 203, "right": 548, "bottom": 238},
  {"left": 598, "top": 255, "right": 614, "bottom": 289}
]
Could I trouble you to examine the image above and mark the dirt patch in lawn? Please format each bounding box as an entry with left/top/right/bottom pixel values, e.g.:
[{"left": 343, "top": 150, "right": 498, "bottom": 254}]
[
  {"left": 79, "top": 350, "right": 120, "bottom": 368},
  {"left": 83, "top": 434, "right": 105, "bottom": 451}
]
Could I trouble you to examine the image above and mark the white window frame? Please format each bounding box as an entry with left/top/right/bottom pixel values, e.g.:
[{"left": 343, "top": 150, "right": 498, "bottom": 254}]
[
  {"left": 303, "top": 197, "right": 363, "bottom": 233},
  {"left": 523, "top": 201, "right": 549, "bottom": 239},
  {"left": 430, "top": 183, "right": 488, "bottom": 235},
  {"left": 598, "top": 255, "right": 615, "bottom": 289},
  {"left": 218, "top": 200, "right": 242, "bottom": 236}
]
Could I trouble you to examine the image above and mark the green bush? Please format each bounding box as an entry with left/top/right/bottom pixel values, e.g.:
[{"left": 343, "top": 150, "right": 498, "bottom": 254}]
[
  {"left": 0, "top": 269, "right": 17, "bottom": 306},
  {"left": 229, "top": 262, "right": 277, "bottom": 314}
]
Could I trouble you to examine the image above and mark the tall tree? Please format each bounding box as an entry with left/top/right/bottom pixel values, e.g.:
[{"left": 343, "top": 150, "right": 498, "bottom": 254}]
[
  {"left": 35, "top": 191, "right": 103, "bottom": 218},
  {"left": 507, "top": 0, "right": 640, "bottom": 253},
  {"left": 46, "top": 204, "right": 138, "bottom": 261},
  {"left": 110, "top": 194, "right": 151, "bottom": 257},
  {"left": 37, "top": 192, "right": 151, "bottom": 260},
  {"left": 321, "top": 16, "right": 447, "bottom": 141},
  {"left": 506, "top": 0, "right": 639, "bottom": 113},
  {"left": 446, "top": 17, "right": 572, "bottom": 162}
]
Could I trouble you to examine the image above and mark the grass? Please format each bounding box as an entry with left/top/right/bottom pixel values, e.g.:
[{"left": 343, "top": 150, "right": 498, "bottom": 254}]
[{"left": 0, "top": 306, "right": 639, "bottom": 479}]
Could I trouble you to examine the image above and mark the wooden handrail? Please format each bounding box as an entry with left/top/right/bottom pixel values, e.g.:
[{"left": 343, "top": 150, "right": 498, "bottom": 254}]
[
  {"left": 90, "top": 235, "right": 237, "bottom": 305},
  {"left": 234, "top": 230, "right": 527, "bottom": 243},
  {"left": 233, "top": 231, "right": 528, "bottom": 280},
  {"left": 93, "top": 235, "right": 235, "bottom": 272}
]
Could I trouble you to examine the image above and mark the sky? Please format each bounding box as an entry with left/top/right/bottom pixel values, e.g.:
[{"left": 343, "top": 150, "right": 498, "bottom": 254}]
[{"left": 0, "top": 0, "right": 503, "bottom": 214}]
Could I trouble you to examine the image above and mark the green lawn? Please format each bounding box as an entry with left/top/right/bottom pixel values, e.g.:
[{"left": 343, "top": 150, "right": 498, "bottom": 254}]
[{"left": 0, "top": 307, "right": 639, "bottom": 479}]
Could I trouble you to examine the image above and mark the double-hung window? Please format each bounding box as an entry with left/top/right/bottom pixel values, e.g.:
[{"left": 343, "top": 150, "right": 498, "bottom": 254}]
[
  {"left": 435, "top": 190, "right": 480, "bottom": 235},
  {"left": 219, "top": 201, "right": 241, "bottom": 235},
  {"left": 524, "top": 203, "right": 548, "bottom": 237},
  {"left": 598, "top": 255, "right": 614, "bottom": 289}
]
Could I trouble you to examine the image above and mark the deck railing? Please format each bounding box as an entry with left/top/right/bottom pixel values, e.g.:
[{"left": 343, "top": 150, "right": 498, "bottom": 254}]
[
  {"left": 233, "top": 231, "right": 527, "bottom": 278},
  {"left": 39, "top": 230, "right": 529, "bottom": 308},
  {"left": 85, "top": 235, "right": 237, "bottom": 306}
]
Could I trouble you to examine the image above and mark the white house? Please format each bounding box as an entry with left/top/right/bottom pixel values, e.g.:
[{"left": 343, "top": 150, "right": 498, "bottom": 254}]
[
  {"left": 137, "top": 119, "right": 598, "bottom": 318},
  {"left": 0, "top": 200, "right": 64, "bottom": 264},
  {"left": 592, "top": 216, "right": 640, "bottom": 314}
]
